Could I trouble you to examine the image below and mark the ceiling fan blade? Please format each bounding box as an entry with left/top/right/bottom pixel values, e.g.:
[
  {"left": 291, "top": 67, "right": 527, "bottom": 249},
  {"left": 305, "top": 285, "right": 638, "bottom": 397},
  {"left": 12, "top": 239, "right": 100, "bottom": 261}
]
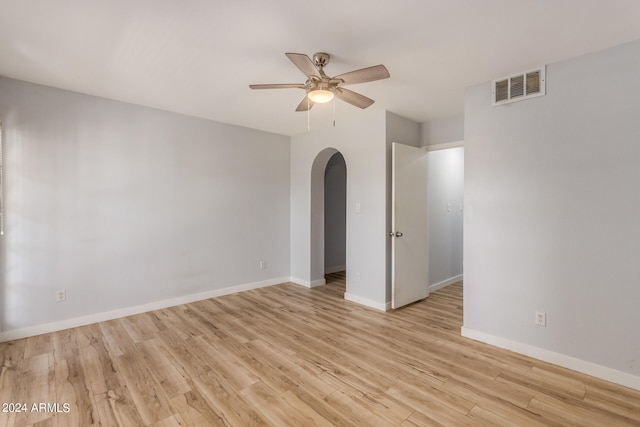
[
  {"left": 286, "top": 53, "right": 321, "bottom": 78},
  {"left": 335, "top": 88, "right": 375, "bottom": 109},
  {"left": 333, "top": 64, "right": 390, "bottom": 85},
  {"left": 249, "top": 83, "right": 305, "bottom": 89},
  {"left": 295, "top": 96, "right": 315, "bottom": 112}
]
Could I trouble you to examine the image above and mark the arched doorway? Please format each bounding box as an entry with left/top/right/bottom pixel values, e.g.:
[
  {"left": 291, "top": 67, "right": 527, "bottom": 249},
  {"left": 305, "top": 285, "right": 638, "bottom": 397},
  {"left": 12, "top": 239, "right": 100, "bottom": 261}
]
[
  {"left": 309, "top": 148, "right": 347, "bottom": 288},
  {"left": 324, "top": 152, "right": 347, "bottom": 281}
]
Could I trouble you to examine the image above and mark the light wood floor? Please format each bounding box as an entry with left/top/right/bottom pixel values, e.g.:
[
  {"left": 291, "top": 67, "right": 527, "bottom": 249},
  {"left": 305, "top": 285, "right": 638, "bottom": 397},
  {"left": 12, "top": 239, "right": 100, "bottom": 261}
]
[{"left": 1, "top": 273, "right": 639, "bottom": 426}]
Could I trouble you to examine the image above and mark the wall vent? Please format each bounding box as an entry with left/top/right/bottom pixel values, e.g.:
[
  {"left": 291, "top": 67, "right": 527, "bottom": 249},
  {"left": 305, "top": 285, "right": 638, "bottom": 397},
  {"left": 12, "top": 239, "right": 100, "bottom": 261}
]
[{"left": 492, "top": 66, "right": 545, "bottom": 106}]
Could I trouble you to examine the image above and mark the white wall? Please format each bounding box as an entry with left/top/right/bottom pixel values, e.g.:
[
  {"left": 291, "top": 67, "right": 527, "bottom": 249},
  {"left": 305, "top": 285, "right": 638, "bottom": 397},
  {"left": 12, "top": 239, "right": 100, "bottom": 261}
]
[
  {"left": 0, "top": 77, "right": 290, "bottom": 334},
  {"left": 290, "top": 109, "right": 388, "bottom": 307},
  {"left": 464, "top": 39, "right": 640, "bottom": 385},
  {"left": 324, "top": 153, "right": 346, "bottom": 273},
  {"left": 428, "top": 147, "right": 464, "bottom": 288}
]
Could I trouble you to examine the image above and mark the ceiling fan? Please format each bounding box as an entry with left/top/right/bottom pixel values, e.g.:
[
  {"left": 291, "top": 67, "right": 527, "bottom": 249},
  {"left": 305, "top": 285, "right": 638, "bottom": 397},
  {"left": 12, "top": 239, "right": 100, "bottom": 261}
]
[{"left": 249, "top": 52, "right": 390, "bottom": 111}]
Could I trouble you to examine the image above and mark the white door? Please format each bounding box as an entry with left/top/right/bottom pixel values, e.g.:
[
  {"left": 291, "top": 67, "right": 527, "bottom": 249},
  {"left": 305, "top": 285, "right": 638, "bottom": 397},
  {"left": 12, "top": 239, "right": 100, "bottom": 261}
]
[{"left": 391, "top": 142, "right": 429, "bottom": 309}]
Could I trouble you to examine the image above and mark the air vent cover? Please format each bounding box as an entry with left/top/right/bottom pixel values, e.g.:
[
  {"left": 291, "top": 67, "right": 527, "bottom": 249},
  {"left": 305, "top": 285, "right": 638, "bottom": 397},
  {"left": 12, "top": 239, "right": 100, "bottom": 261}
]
[{"left": 492, "top": 66, "right": 545, "bottom": 106}]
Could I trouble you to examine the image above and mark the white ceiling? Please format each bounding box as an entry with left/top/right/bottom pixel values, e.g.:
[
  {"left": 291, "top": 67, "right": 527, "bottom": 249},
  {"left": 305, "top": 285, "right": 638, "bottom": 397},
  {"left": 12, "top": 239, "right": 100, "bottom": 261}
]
[{"left": 2, "top": 1, "right": 640, "bottom": 136}]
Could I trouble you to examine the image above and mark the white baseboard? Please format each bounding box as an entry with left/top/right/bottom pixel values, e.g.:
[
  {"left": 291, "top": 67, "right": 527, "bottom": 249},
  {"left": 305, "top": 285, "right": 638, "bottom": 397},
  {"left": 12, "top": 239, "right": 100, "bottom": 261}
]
[
  {"left": 289, "top": 277, "right": 326, "bottom": 288},
  {"left": 289, "top": 277, "right": 310, "bottom": 287},
  {"left": 324, "top": 265, "right": 346, "bottom": 274},
  {"left": 344, "top": 293, "right": 388, "bottom": 312},
  {"left": 461, "top": 327, "right": 640, "bottom": 392},
  {"left": 310, "top": 278, "right": 326, "bottom": 288},
  {"left": 0, "top": 277, "right": 290, "bottom": 343},
  {"left": 429, "top": 274, "right": 463, "bottom": 292}
]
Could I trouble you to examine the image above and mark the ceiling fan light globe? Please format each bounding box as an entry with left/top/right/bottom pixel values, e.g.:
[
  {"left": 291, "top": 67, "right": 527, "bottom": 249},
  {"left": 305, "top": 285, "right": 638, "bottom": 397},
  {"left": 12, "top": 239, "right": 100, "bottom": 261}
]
[{"left": 308, "top": 89, "right": 334, "bottom": 103}]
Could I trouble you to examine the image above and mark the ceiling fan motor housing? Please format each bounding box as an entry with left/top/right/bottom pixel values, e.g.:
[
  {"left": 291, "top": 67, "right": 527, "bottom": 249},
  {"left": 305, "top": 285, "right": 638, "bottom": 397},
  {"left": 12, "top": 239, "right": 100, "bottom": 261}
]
[
  {"left": 306, "top": 79, "right": 334, "bottom": 92},
  {"left": 313, "top": 52, "right": 330, "bottom": 69}
]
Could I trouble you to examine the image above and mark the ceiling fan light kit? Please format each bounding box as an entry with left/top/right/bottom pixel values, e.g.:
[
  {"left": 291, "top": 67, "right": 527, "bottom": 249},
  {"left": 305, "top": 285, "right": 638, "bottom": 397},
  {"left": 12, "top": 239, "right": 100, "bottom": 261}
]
[
  {"left": 250, "top": 51, "right": 389, "bottom": 112},
  {"left": 307, "top": 87, "right": 334, "bottom": 103}
]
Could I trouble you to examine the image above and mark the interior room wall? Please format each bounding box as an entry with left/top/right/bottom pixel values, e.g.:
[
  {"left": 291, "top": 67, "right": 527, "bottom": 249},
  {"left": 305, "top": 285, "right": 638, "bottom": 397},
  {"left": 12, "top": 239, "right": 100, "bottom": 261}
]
[
  {"left": 290, "top": 109, "right": 388, "bottom": 309},
  {"left": 324, "top": 152, "right": 346, "bottom": 273},
  {"left": 0, "top": 77, "right": 291, "bottom": 336},
  {"left": 427, "top": 147, "right": 464, "bottom": 289},
  {"left": 421, "top": 114, "right": 464, "bottom": 147},
  {"left": 464, "top": 39, "right": 640, "bottom": 386}
]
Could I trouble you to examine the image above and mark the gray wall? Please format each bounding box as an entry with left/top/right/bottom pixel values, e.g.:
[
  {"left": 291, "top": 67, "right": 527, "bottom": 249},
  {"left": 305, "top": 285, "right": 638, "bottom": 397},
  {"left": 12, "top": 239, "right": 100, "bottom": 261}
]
[
  {"left": 428, "top": 147, "right": 464, "bottom": 287},
  {"left": 324, "top": 152, "right": 346, "bottom": 273},
  {"left": 0, "top": 77, "right": 290, "bottom": 332},
  {"left": 421, "top": 115, "right": 464, "bottom": 147},
  {"left": 290, "top": 109, "right": 388, "bottom": 307},
  {"left": 464, "top": 39, "right": 640, "bottom": 377}
]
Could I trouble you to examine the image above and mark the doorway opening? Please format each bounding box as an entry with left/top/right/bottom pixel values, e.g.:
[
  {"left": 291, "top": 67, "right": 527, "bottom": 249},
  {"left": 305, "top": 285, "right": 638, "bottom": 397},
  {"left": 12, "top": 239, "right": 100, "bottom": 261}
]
[
  {"left": 309, "top": 148, "right": 347, "bottom": 293},
  {"left": 426, "top": 145, "right": 464, "bottom": 292},
  {"left": 324, "top": 152, "right": 346, "bottom": 289}
]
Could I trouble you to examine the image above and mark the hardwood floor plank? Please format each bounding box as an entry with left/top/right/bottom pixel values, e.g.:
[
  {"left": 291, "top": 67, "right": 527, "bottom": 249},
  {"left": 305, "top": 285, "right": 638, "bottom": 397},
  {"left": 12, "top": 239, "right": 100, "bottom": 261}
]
[
  {"left": 242, "top": 339, "right": 334, "bottom": 397},
  {"left": 188, "top": 336, "right": 258, "bottom": 392},
  {"left": 15, "top": 354, "right": 55, "bottom": 426},
  {"left": 114, "top": 347, "right": 173, "bottom": 425},
  {"left": 191, "top": 372, "right": 269, "bottom": 426},
  {"left": 386, "top": 381, "right": 474, "bottom": 422},
  {"left": 1, "top": 275, "right": 639, "bottom": 426},
  {"left": 54, "top": 332, "right": 100, "bottom": 426},
  {"left": 528, "top": 396, "right": 639, "bottom": 427},
  {"left": 169, "top": 393, "right": 220, "bottom": 427},
  {"left": 149, "top": 413, "right": 187, "bottom": 427},
  {"left": 497, "top": 364, "right": 587, "bottom": 400},
  {"left": 0, "top": 340, "right": 26, "bottom": 427},
  {"left": 584, "top": 386, "right": 640, "bottom": 423},
  {"left": 439, "top": 377, "right": 536, "bottom": 418},
  {"left": 280, "top": 390, "right": 335, "bottom": 427},
  {"left": 137, "top": 338, "right": 191, "bottom": 398},
  {"left": 323, "top": 389, "right": 395, "bottom": 427},
  {"left": 156, "top": 331, "right": 212, "bottom": 380},
  {"left": 98, "top": 319, "right": 136, "bottom": 358},
  {"left": 23, "top": 334, "right": 52, "bottom": 359},
  {"left": 399, "top": 407, "right": 467, "bottom": 427},
  {"left": 240, "top": 381, "right": 324, "bottom": 427},
  {"left": 467, "top": 404, "right": 525, "bottom": 427}
]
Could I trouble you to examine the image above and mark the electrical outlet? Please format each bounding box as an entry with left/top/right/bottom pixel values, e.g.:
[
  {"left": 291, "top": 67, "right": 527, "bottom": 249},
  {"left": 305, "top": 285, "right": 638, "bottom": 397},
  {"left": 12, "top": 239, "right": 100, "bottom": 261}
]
[
  {"left": 259, "top": 260, "right": 266, "bottom": 270},
  {"left": 535, "top": 311, "right": 547, "bottom": 327},
  {"left": 56, "top": 289, "right": 66, "bottom": 302}
]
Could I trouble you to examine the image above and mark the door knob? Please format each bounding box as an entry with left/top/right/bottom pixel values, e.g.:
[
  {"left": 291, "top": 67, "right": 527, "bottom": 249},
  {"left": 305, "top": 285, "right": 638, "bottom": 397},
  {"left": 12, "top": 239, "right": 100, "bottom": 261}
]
[
  {"left": 395, "top": 231, "right": 403, "bottom": 237},
  {"left": 389, "top": 231, "right": 403, "bottom": 237}
]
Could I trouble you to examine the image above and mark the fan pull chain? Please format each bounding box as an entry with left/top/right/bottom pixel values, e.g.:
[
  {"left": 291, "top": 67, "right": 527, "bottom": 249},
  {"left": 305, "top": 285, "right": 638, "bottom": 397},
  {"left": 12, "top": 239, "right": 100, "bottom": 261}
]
[
  {"left": 332, "top": 97, "right": 336, "bottom": 127},
  {"left": 307, "top": 96, "right": 310, "bottom": 132}
]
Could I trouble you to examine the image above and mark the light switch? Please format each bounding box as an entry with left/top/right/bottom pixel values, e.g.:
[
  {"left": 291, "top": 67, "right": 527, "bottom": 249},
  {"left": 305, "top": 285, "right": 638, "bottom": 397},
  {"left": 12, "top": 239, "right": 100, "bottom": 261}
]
[
  {"left": 447, "top": 203, "right": 451, "bottom": 212},
  {"left": 355, "top": 202, "right": 361, "bottom": 213}
]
